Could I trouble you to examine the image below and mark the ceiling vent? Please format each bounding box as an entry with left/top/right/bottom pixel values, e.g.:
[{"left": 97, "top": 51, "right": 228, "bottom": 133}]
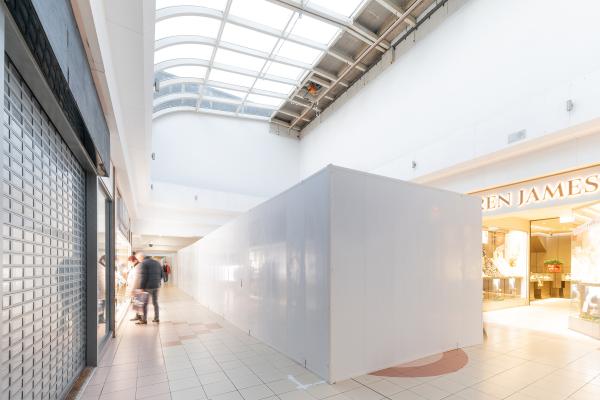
[{"left": 507, "top": 129, "right": 527, "bottom": 144}]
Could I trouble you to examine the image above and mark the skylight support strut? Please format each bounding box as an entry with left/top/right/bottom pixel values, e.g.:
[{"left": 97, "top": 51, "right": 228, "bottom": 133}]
[
  {"left": 375, "top": 0, "right": 418, "bottom": 27},
  {"left": 199, "top": 0, "right": 233, "bottom": 111},
  {"left": 288, "top": 0, "right": 426, "bottom": 129}
]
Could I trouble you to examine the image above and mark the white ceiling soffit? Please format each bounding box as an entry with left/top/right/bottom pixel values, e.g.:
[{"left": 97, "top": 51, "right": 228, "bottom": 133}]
[{"left": 152, "top": 0, "right": 438, "bottom": 132}]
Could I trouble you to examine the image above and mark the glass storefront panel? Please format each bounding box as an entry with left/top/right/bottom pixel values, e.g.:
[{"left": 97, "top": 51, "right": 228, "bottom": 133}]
[
  {"left": 570, "top": 202, "right": 600, "bottom": 338},
  {"left": 115, "top": 232, "right": 132, "bottom": 325},
  {"left": 529, "top": 218, "right": 574, "bottom": 301},
  {"left": 97, "top": 186, "right": 109, "bottom": 345},
  {"left": 482, "top": 227, "right": 528, "bottom": 310}
]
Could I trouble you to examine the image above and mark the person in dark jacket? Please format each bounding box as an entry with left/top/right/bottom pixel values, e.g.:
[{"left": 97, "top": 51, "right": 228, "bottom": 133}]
[{"left": 136, "top": 254, "right": 164, "bottom": 324}]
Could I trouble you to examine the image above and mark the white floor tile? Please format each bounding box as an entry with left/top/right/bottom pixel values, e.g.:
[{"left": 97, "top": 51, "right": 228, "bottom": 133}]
[
  {"left": 203, "top": 380, "right": 238, "bottom": 397},
  {"left": 238, "top": 385, "right": 275, "bottom": 400}
]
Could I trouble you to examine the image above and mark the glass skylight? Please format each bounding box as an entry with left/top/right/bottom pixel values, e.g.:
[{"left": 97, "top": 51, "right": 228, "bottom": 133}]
[
  {"left": 214, "top": 49, "right": 266, "bottom": 73},
  {"left": 154, "top": 44, "right": 213, "bottom": 64},
  {"left": 246, "top": 93, "right": 284, "bottom": 108},
  {"left": 163, "top": 66, "right": 208, "bottom": 79},
  {"left": 155, "top": 16, "right": 221, "bottom": 40},
  {"left": 253, "top": 79, "right": 295, "bottom": 95},
  {"left": 265, "top": 61, "right": 305, "bottom": 81},
  {"left": 221, "top": 24, "right": 279, "bottom": 53},
  {"left": 276, "top": 40, "right": 323, "bottom": 65},
  {"left": 308, "top": 0, "right": 365, "bottom": 18},
  {"left": 229, "top": 0, "right": 294, "bottom": 31},
  {"left": 153, "top": 0, "right": 372, "bottom": 120},
  {"left": 206, "top": 87, "right": 247, "bottom": 100},
  {"left": 290, "top": 14, "right": 340, "bottom": 45},
  {"left": 209, "top": 69, "right": 256, "bottom": 88},
  {"left": 155, "top": 0, "right": 226, "bottom": 10}
]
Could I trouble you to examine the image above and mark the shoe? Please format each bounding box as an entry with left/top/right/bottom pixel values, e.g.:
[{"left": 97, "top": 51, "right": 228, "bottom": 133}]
[
  {"left": 136, "top": 320, "right": 147, "bottom": 325},
  {"left": 130, "top": 315, "right": 141, "bottom": 321},
  {"left": 152, "top": 319, "right": 160, "bottom": 323}
]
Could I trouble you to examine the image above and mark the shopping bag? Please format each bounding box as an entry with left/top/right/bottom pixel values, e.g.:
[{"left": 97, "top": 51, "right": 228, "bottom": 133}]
[{"left": 132, "top": 291, "right": 148, "bottom": 312}]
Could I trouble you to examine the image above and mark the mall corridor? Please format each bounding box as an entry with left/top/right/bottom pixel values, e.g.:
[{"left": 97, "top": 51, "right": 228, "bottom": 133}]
[
  {"left": 80, "top": 287, "right": 600, "bottom": 400},
  {"left": 4, "top": 1, "right": 600, "bottom": 399}
]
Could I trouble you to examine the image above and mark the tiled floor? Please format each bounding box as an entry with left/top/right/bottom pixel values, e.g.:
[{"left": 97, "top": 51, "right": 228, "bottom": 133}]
[{"left": 81, "top": 288, "right": 600, "bottom": 400}]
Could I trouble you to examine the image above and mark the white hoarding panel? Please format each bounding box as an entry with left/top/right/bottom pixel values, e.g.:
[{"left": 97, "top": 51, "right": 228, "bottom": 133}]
[
  {"left": 329, "top": 167, "right": 482, "bottom": 382},
  {"left": 178, "top": 166, "right": 482, "bottom": 382}
]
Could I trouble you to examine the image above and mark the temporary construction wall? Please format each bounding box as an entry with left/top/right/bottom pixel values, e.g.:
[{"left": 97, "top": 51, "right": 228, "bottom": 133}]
[
  {"left": 328, "top": 167, "right": 482, "bottom": 380},
  {"left": 177, "top": 168, "right": 331, "bottom": 378},
  {"left": 177, "top": 165, "right": 482, "bottom": 382}
]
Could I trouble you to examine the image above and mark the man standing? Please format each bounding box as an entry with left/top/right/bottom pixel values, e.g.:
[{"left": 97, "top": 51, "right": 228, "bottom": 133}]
[
  {"left": 163, "top": 261, "right": 171, "bottom": 283},
  {"left": 137, "top": 254, "right": 164, "bottom": 324}
]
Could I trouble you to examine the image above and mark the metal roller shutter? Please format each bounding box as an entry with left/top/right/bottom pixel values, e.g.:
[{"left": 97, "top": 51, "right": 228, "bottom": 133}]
[{"left": 1, "top": 57, "right": 87, "bottom": 399}]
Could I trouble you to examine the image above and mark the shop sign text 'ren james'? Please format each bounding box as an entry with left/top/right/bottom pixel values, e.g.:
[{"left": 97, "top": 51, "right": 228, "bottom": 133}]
[{"left": 475, "top": 167, "right": 600, "bottom": 214}]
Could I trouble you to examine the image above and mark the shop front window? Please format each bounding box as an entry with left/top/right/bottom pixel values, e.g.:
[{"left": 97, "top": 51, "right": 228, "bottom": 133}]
[
  {"left": 570, "top": 203, "right": 600, "bottom": 338},
  {"left": 529, "top": 218, "right": 574, "bottom": 301},
  {"left": 115, "top": 232, "right": 132, "bottom": 325},
  {"left": 482, "top": 227, "right": 528, "bottom": 310},
  {"left": 97, "top": 185, "right": 110, "bottom": 345}
]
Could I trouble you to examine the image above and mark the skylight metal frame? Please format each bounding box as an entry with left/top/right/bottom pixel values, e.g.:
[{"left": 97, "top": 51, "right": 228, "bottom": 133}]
[
  {"left": 152, "top": 1, "right": 372, "bottom": 123},
  {"left": 152, "top": 0, "right": 436, "bottom": 132}
]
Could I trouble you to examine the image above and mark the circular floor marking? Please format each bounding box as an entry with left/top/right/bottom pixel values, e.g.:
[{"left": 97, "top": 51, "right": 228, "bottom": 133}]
[{"left": 371, "top": 349, "right": 469, "bottom": 377}]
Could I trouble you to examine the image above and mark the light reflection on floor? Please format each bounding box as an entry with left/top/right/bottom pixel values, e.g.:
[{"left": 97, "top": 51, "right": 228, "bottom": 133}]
[{"left": 81, "top": 288, "right": 600, "bottom": 400}]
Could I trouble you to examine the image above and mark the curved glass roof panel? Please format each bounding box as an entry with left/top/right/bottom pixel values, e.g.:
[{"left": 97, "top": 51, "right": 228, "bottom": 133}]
[
  {"left": 155, "top": 16, "right": 221, "bottom": 40},
  {"left": 152, "top": 0, "right": 374, "bottom": 122},
  {"left": 238, "top": 105, "right": 274, "bottom": 117},
  {"left": 154, "top": 44, "right": 213, "bottom": 65},
  {"left": 307, "top": 0, "right": 365, "bottom": 18},
  {"left": 290, "top": 14, "right": 340, "bottom": 46},
  {"left": 209, "top": 69, "right": 256, "bottom": 88},
  {"left": 163, "top": 66, "right": 208, "bottom": 79},
  {"left": 220, "top": 24, "right": 279, "bottom": 53},
  {"left": 156, "top": 0, "right": 227, "bottom": 10},
  {"left": 214, "top": 48, "right": 266, "bottom": 73},
  {"left": 275, "top": 40, "right": 323, "bottom": 65},
  {"left": 246, "top": 93, "right": 284, "bottom": 108},
  {"left": 265, "top": 61, "right": 305, "bottom": 81},
  {"left": 229, "top": 0, "right": 294, "bottom": 31},
  {"left": 206, "top": 87, "right": 247, "bottom": 100},
  {"left": 253, "top": 79, "right": 295, "bottom": 95}
]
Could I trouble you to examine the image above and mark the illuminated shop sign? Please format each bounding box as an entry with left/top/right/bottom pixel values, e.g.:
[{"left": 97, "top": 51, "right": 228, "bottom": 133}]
[{"left": 477, "top": 168, "right": 600, "bottom": 213}]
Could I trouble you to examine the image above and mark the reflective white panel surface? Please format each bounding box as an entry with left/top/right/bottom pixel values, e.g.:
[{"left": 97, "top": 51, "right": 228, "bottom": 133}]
[{"left": 177, "top": 166, "right": 482, "bottom": 382}]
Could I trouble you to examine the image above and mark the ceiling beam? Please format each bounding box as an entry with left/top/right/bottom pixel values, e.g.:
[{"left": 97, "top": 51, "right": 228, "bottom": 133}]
[
  {"left": 270, "top": 118, "right": 302, "bottom": 132},
  {"left": 287, "top": 0, "right": 426, "bottom": 129},
  {"left": 374, "top": 0, "right": 417, "bottom": 27},
  {"left": 313, "top": 67, "right": 348, "bottom": 87},
  {"left": 200, "top": 0, "right": 233, "bottom": 110}
]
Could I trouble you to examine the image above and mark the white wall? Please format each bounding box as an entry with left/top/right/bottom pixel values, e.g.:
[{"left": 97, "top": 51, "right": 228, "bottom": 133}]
[
  {"left": 328, "top": 167, "right": 481, "bottom": 381},
  {"left": 153, "top": 112, "right": 300, "bottom": 197},
  {"left": 299, "top": 0, "right": 600, "bottom": 188},
  {"left": 177, "top": 166, "right": 482, "bottom": 382},
  {"left": 177, "top": 168, "right": 331, "bottom": 379},
  {"left": 426, "top": 130, "right": 600, "bottom": 193}
]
